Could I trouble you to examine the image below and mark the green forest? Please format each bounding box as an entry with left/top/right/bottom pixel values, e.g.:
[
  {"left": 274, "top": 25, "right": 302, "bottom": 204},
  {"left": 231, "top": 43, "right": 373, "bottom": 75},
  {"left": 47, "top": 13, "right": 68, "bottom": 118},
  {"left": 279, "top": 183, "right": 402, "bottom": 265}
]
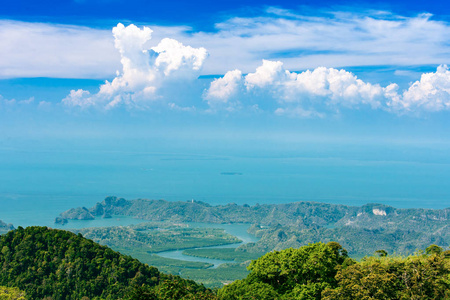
[
  {"left": 0, "top": 226, "right": 215, "bottom": 300},
  {"left": 1, "top": 226, "right": 450, "bottom": 299},
  {"left": 58, "top": 197, "right": 450, "bottom": 257}
]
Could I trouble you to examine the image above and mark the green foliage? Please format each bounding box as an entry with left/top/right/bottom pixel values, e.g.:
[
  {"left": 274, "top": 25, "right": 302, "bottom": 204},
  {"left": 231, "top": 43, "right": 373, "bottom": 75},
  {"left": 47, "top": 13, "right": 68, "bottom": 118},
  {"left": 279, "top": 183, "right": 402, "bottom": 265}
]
[
  {"left": 425, "top": 244, "right": 443, "bottom": 255},
  {"left": 73, "top": 225, "right": 241, "bottom": 253},
  {"left": 241, "top": 222, "right": 450, "bottom": 258},
  {"left": 167, "top": 263, "right": 251, "bottom": 288},
  {"left": 217, "top": 280, "right": 279, "bottom": 300},
  {"left": 323, "top": 250, "right": 450, "bottom": 299},
  {"left": 129, "top": 253, "right": 213, "bottom": 270},
  {"left": 375, "top": 250, "right": 388, "bottom": 257},
  {"left": 218, "top": 242, "right": 348, "bottom": 300},
  {"left": 182, "top": 248, "right": 265, "bottom": 263},
  {"left": 126, "top": 280, "right": 217, "bottom": 300},
  {"left": 0, "top": 227, "right": 212, "bottom": 300},
  {"left": 248, "top": 242, "right": 348, "bottom": 294},
  {"left": 218, "top": 242, "right": 450, "bottom": 300},
  {"left": 0, "top": 286, "right": 25, "bottom": 300}
]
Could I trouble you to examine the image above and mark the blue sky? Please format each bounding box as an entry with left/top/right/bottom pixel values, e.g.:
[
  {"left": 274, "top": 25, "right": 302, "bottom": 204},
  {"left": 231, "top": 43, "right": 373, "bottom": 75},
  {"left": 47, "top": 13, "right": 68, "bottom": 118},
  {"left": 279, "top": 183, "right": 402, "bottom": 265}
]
[{"left": 1, "top": 0, "right": 450, "bottom": 149}]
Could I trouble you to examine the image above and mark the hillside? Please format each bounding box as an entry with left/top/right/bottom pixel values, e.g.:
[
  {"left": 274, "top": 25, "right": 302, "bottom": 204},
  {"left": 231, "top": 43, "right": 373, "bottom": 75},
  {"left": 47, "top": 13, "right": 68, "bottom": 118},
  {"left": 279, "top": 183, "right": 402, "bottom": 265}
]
[
  {"left": 0, "top": 226, "right": 215, "bottom": 299},
  {"left": 218, "top": 242, "right": 450, "bottom": 299},
  {"left": 58, "top": 197, "right": 450, "bottom": 256}
]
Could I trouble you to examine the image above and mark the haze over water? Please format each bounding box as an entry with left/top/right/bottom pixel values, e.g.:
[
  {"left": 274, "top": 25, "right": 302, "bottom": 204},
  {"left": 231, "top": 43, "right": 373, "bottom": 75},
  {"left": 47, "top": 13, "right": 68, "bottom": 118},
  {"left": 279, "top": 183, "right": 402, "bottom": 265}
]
[{"left": 1, "top": 137, "right": 449, "bottom": 228}]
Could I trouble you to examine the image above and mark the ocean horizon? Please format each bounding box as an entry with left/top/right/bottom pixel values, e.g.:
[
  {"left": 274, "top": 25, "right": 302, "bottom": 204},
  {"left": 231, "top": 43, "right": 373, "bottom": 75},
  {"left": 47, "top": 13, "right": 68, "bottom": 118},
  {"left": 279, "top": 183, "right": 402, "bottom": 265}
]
[{"left": 1, "top": 140, "right": 449, "bottom": 228}]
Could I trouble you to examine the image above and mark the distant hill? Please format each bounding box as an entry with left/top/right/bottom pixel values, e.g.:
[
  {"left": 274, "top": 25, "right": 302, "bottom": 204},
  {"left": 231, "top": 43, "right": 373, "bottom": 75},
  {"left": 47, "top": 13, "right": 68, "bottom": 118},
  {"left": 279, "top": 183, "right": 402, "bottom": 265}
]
[
  {"left": 59, "top": 196, "right": 450, "bottom": 227},
  {"left": 0, "top": 226, "right": 215, "bottom": 299},
  {"left": 0, "top": 220, "right": 14, "bottom": 235},
  {"left": 58, "top": 197, "right": 450, "bottom": 256}
]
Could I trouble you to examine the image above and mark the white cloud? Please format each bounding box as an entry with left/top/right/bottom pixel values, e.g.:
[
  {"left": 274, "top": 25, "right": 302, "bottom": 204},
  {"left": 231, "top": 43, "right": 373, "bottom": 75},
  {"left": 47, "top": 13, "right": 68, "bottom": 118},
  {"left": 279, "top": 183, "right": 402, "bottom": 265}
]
[
  {"left": 388, "top": 65, "right": 450, "bottom": 112},
  {"left": 284, "top": 67, "right": 384, "bottom": 109},
  {"left": 62, "top": 23, "right": 208, "bottom": 109},
  {"left": 204, "top": 69, "right": 242, "bottom": 106},
  {"left": 206, "top": 60, "right": 386, "bottom": 112},
  {"left": 0, "top": 20, "right": 119, "bottom": 79},
  {"left": 0, "top": 95, "right": 35, "bottom": 109},
  {"left": 245, "top": 60, "right": 292, "bottom": 89},
  {"left": 205, "top": 61, "right": 450, "bottom": 116},
  {"left": 192, "top": 10, "right": 450, "bottom": 74},
  {"left": 152, "top": 38, "right": 208, "bottom": 76},
  {"left": 1, "top": 10, "right": 450, "bottom": 78},
  {"left": 168, "top": 102, "right": 196, "bottom": 112}
]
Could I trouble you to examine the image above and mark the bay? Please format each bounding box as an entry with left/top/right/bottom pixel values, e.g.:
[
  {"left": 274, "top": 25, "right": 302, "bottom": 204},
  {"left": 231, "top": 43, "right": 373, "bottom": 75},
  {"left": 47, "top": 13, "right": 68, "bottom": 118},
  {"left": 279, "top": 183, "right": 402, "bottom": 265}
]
[{"left": 1, "top": 143, "right": 450, "bottom": 228}]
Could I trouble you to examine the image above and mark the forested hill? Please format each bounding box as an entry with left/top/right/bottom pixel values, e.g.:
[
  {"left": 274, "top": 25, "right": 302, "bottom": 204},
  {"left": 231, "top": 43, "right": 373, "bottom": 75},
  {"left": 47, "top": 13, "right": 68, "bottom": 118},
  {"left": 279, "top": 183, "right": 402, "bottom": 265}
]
[
  {"left": 0, "top": 226, "right": 215, "bottom": 299},
  {"left": 218, "top": 242, "right": 450, "bottom": 299},
  {"left": 58, "top": 197, "right": 450, "bottom": 256},
  {"left": 59, "top": 196, "right": 450, "bottom": 226}
]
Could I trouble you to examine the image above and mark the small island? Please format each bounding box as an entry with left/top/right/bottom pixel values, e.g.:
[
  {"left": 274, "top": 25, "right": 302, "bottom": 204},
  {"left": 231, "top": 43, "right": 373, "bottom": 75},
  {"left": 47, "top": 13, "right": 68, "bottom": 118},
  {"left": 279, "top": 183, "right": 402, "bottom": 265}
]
[{"left": 220, "top": 172, "right": 243, "bottom": 175}]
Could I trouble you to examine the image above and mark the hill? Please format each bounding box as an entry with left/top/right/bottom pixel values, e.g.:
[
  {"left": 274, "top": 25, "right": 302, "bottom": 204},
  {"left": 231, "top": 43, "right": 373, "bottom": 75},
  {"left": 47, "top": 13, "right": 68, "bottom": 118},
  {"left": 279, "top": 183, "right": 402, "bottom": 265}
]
[
  {"left": 0, "top": 221, "right": 14, "bottom": 235},
  {"left": 58, "top": 197, "right": 450, "bottom": 256},
  {"left": 0, "top": 226, "right": 215, "bottom": 299}
]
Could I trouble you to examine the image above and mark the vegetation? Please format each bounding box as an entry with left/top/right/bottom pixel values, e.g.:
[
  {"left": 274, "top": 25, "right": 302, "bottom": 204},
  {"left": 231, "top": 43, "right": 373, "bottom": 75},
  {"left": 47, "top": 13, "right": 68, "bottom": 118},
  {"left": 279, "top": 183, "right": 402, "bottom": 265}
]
[
  {"left": 241, "top": 222, "right": 450, "bottom": 258},
  {"left": 0, "top": 286, "right": 25, "bottom": 300},
  {"left": 1, "top": 226, "right": 449, "bottom": 299},
  {"left": 182, "top": 248, "right": 265, "bottom": 263},
  {"left": 55, "top": 197, "right": 450, "bottom": 289},
  {"left": 218, "top": 243, "right": 450, "bottom": 300},
  {"left": 0, "top": 226, "right": 215, "bottom": 299},
  {"left": 72, "top": 224, "right": 241, "bottom": 253},
  {"left": 59, "top": 197, "right": 450, "bottom": 257},
  {"left": 170, "top": 263, "right": 252, "bottom": 288},
  {"left": 218, "top": 242, "right": 349, "bottom": 299},
  {"left": 64, "top": 222, "right": 254, "bottom": 287},
  {"left": 130, "top": 253, "right": 213, "bottom": 270}
]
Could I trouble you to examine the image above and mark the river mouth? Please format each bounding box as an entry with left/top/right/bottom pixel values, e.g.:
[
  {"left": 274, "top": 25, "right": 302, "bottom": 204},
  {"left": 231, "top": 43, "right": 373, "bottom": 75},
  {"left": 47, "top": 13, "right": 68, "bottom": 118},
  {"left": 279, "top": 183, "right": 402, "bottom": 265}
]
[{"left": 156, "top": 223, "right": 259, "bottom": 268}]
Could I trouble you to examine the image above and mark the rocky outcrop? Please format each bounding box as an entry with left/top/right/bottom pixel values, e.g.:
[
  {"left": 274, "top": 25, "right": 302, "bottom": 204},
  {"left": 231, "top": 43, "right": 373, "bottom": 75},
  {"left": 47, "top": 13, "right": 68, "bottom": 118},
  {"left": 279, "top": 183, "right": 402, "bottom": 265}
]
[
  {"left": 0, "top": 220, "right": 14, "bottom": 234},
  {"left": 54, "top": 217, "right": 68, "bottom": 225},
  {"left": 60, "top": 207, "right": 95, "bottom": 220}
]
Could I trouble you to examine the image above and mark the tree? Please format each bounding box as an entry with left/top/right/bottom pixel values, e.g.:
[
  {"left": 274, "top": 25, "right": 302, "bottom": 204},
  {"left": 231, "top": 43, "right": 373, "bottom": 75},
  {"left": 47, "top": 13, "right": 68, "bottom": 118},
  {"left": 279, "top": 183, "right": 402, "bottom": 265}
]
[
  {"left": 0, "top": 286, "right": 26, "bottom": 300},
  {"left": 218, "top": 242, "right": 349, "bottom": 300}
]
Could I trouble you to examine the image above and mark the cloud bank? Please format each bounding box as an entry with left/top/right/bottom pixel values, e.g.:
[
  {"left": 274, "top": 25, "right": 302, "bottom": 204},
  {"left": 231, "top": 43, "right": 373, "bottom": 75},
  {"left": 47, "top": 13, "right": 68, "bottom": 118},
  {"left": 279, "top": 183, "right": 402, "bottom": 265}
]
[
  {"left": 0, "top": 20, "right": 119, "bottom": 79},
  {"left": 1, "top": 9, "right": 450, "bottom": 78},
  {"left": 59, "top": 22, "right": 450, "bottom": 115},
  {"left": 205, "top": 61, "right": 450, "bottom": 115},
  {"left": 62, "top": 23, "right": 207, "bottom": 109}
]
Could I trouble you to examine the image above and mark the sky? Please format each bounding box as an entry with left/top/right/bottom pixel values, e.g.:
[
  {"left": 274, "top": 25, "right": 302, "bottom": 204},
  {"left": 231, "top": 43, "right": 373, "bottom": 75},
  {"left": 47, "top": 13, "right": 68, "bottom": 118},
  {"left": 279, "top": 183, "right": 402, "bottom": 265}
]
[{"left": 1, "top": 0, "right": 450, "bottom": 152}]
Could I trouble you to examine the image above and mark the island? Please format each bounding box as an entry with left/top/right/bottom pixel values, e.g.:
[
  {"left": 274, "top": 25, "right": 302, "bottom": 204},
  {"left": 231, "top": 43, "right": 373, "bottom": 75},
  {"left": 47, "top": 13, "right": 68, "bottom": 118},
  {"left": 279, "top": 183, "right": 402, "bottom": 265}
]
[{"left": 58, "top": 196, "right": 450, "bottom": 258}]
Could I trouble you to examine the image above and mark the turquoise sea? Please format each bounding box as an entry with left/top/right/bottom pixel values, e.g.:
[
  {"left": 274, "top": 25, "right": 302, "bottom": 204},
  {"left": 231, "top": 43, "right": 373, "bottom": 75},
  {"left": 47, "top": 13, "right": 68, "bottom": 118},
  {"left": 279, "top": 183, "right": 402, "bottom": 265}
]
[{"left": 1, "top": 141, "right": 450, "bottom": 228}]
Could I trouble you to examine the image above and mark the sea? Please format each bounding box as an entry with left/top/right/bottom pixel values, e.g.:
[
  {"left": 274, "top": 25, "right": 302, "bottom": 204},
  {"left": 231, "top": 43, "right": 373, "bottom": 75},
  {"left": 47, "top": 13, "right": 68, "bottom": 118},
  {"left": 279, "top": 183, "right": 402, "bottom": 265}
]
[{"left": 1, "top": 140, "right": 450, "bottom": 228}]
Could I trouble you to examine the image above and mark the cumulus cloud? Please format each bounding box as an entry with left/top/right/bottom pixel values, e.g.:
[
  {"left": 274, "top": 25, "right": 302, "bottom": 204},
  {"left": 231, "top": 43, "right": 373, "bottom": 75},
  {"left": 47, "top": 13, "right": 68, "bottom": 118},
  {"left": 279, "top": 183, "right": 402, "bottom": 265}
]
[
  {"left": 152, "top": 38, "right": 208, "bottom": 76},
  {"left": 62, "top": 23, "right": 207, "bottom": 109},
  {"left": 387, "top": 65, "right": 450, "bottom": 112},
  {"left": 245, "top": 60, "right": 292, "bottom": 89},
  {"left": 205, "top": 60, "right": 450, "bottom": 116},
  {"left": 204, "top": 70, "right": 243, "bottom": 107}
]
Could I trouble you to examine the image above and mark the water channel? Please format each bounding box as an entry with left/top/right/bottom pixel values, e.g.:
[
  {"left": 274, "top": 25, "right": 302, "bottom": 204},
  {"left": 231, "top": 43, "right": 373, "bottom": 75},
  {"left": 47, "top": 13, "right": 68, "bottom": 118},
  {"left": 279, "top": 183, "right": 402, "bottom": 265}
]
[{"left": 156, "top": 223, "right": 259, "bottom": 268}]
